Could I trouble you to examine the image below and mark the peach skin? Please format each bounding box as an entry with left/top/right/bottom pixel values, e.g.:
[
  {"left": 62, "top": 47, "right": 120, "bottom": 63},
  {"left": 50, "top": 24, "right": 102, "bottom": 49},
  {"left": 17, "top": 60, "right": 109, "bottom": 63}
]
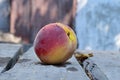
[{"left": 34, "top": 23, "right": 77, "bottom": 64}]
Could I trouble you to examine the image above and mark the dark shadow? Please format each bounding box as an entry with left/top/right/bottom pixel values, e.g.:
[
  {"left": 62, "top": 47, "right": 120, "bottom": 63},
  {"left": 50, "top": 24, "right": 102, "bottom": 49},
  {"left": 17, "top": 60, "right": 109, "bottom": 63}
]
[
  {"left": 66, "top": 67, "right": 78, "bottom": 72},
  {"left": 53, "top": 62, "right": 72, "bottom": 67},
  {"left": 18, "top": 59, "right": 31, "bottom": 63},
  {"left": 34, "top": 61, "right": 72, "bottom": 67}
]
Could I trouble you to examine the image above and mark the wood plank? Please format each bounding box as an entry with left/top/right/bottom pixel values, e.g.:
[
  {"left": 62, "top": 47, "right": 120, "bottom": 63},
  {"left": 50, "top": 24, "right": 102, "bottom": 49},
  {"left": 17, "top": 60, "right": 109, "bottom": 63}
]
[
  {"left": 0, "top": 47, "right": 90, "bottom": 80},
  {"left": 91, "top": 51, "right": 120, "bottom": 80},
  {"left": 0, "top": 43, "right": 22, "bottom": 57},
  {"left": 82, "top": 59, "right": 109, "bottom": 80},
  {"left": 0, "top": 43, "right": 22, "bottom": 73},
  {"left": 78, "top": 50, "right": 120, "bottom": 80},
  {"left": 75, "top": 51, "right": 109, "bottom": 80}
]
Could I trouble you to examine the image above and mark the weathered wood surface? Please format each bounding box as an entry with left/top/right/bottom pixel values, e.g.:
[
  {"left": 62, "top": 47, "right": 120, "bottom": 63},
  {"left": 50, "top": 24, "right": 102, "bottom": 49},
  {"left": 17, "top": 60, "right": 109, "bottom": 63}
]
[
  {"left": 75, "top": 51, "right": 109, "bottom": 80},
  {"left": 78, "top": 50, "right": 120, "bottom": 80},
  {"left": 1, "top": 44, "right": 120, "bottom": 80},
  {"left": 83, "top": 59, "right": 109, "bottom": 80},
  {"left": 91, "top": 51, "right": 120, "bottom": 80},
  {"left": 0, "top": 43, "right": 22, "bottom": 72},
  {"left": 0, "top": 46, "right": 89, "bottom": 80},
  {"left": 0, "top": 43, "right": 22, "bottom": 57}
]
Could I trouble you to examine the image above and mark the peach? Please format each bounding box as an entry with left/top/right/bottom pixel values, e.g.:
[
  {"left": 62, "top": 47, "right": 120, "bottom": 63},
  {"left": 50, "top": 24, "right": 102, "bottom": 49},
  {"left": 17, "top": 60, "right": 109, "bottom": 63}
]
[{"left": 34, "top": 23, "right": 77, "bottom": 64}]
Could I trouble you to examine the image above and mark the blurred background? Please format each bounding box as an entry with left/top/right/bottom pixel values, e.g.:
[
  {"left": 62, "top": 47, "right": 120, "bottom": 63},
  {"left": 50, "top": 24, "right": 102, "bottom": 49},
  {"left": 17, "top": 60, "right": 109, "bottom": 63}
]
[
  {"left": 0, "top": 0, "right": 120, "bottom": 51},
  {"left": 76, "top": 0, "right": 120, "bottom": 51},
  {"left": 0, "top": 0, "right": 76, "bottom": 43}
]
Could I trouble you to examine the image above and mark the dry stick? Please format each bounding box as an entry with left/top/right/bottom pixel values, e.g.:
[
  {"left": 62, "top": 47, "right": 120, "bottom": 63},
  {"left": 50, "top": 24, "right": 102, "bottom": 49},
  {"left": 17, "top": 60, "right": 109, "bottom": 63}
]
[{"left": 75, "top": 51, "right": 109, "bottom": 80}]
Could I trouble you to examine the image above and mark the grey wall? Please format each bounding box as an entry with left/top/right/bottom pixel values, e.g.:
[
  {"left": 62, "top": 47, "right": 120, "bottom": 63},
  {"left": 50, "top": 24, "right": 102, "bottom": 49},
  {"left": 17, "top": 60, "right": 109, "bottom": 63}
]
[
  {"left": 0, "top": 0, "right": 10, "bottom": 32},
  {"left": 76, "top": 0, "right": 120, "bottom": 51}
]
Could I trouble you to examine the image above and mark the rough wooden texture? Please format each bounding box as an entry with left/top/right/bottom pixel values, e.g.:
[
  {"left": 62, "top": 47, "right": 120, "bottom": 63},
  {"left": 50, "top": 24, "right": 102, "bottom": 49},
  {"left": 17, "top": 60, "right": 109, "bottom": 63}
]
[
  {"left": 91, "top": 51, "right": 120, "bottom": 80},
  {"left": 83, "top": 59, "right": 109, "bottom": 80},
  {"left": 10, "top": 0, "right": 77, "bottom": 43},
  {"left": 75, "top": 51, "right": 108, "bottom": 80},
  {"left": 0, "top": 47, "right": 89, "bottom": 80},
  {"left": 78, "top": 50, "right": 120, "bottom": 80},
  {"left": 0, "top": 43, "right": 22, "bottom": 57},
  {"left": 0, "top": 43, "right": 22, "bottom": 72}
]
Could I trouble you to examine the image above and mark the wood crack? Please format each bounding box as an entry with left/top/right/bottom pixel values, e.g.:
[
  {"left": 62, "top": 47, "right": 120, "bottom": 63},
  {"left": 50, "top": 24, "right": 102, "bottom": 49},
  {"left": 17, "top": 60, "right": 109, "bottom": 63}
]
[{"left": 74, "top": 51, "right": 109, "bottom": 80}]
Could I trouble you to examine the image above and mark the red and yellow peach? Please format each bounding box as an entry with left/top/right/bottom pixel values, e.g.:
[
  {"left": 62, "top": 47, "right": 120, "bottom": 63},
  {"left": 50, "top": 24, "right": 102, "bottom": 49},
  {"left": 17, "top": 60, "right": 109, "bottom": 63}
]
[{"left": 34, "top": 23, "right": 77, "bottom": 64}]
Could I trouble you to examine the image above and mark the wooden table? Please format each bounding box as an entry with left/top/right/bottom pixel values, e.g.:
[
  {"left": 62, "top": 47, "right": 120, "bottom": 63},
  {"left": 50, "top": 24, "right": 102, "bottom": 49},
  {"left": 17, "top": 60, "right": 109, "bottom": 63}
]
[
  {"left": 89, "top": 50, "right": 120, "bottom": 80},
  {"left": 0, "top": 43, "right": 89, "bottom": 80},
  {"left": 0, "top": 43, "right": 120, "bottom": 80}
]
